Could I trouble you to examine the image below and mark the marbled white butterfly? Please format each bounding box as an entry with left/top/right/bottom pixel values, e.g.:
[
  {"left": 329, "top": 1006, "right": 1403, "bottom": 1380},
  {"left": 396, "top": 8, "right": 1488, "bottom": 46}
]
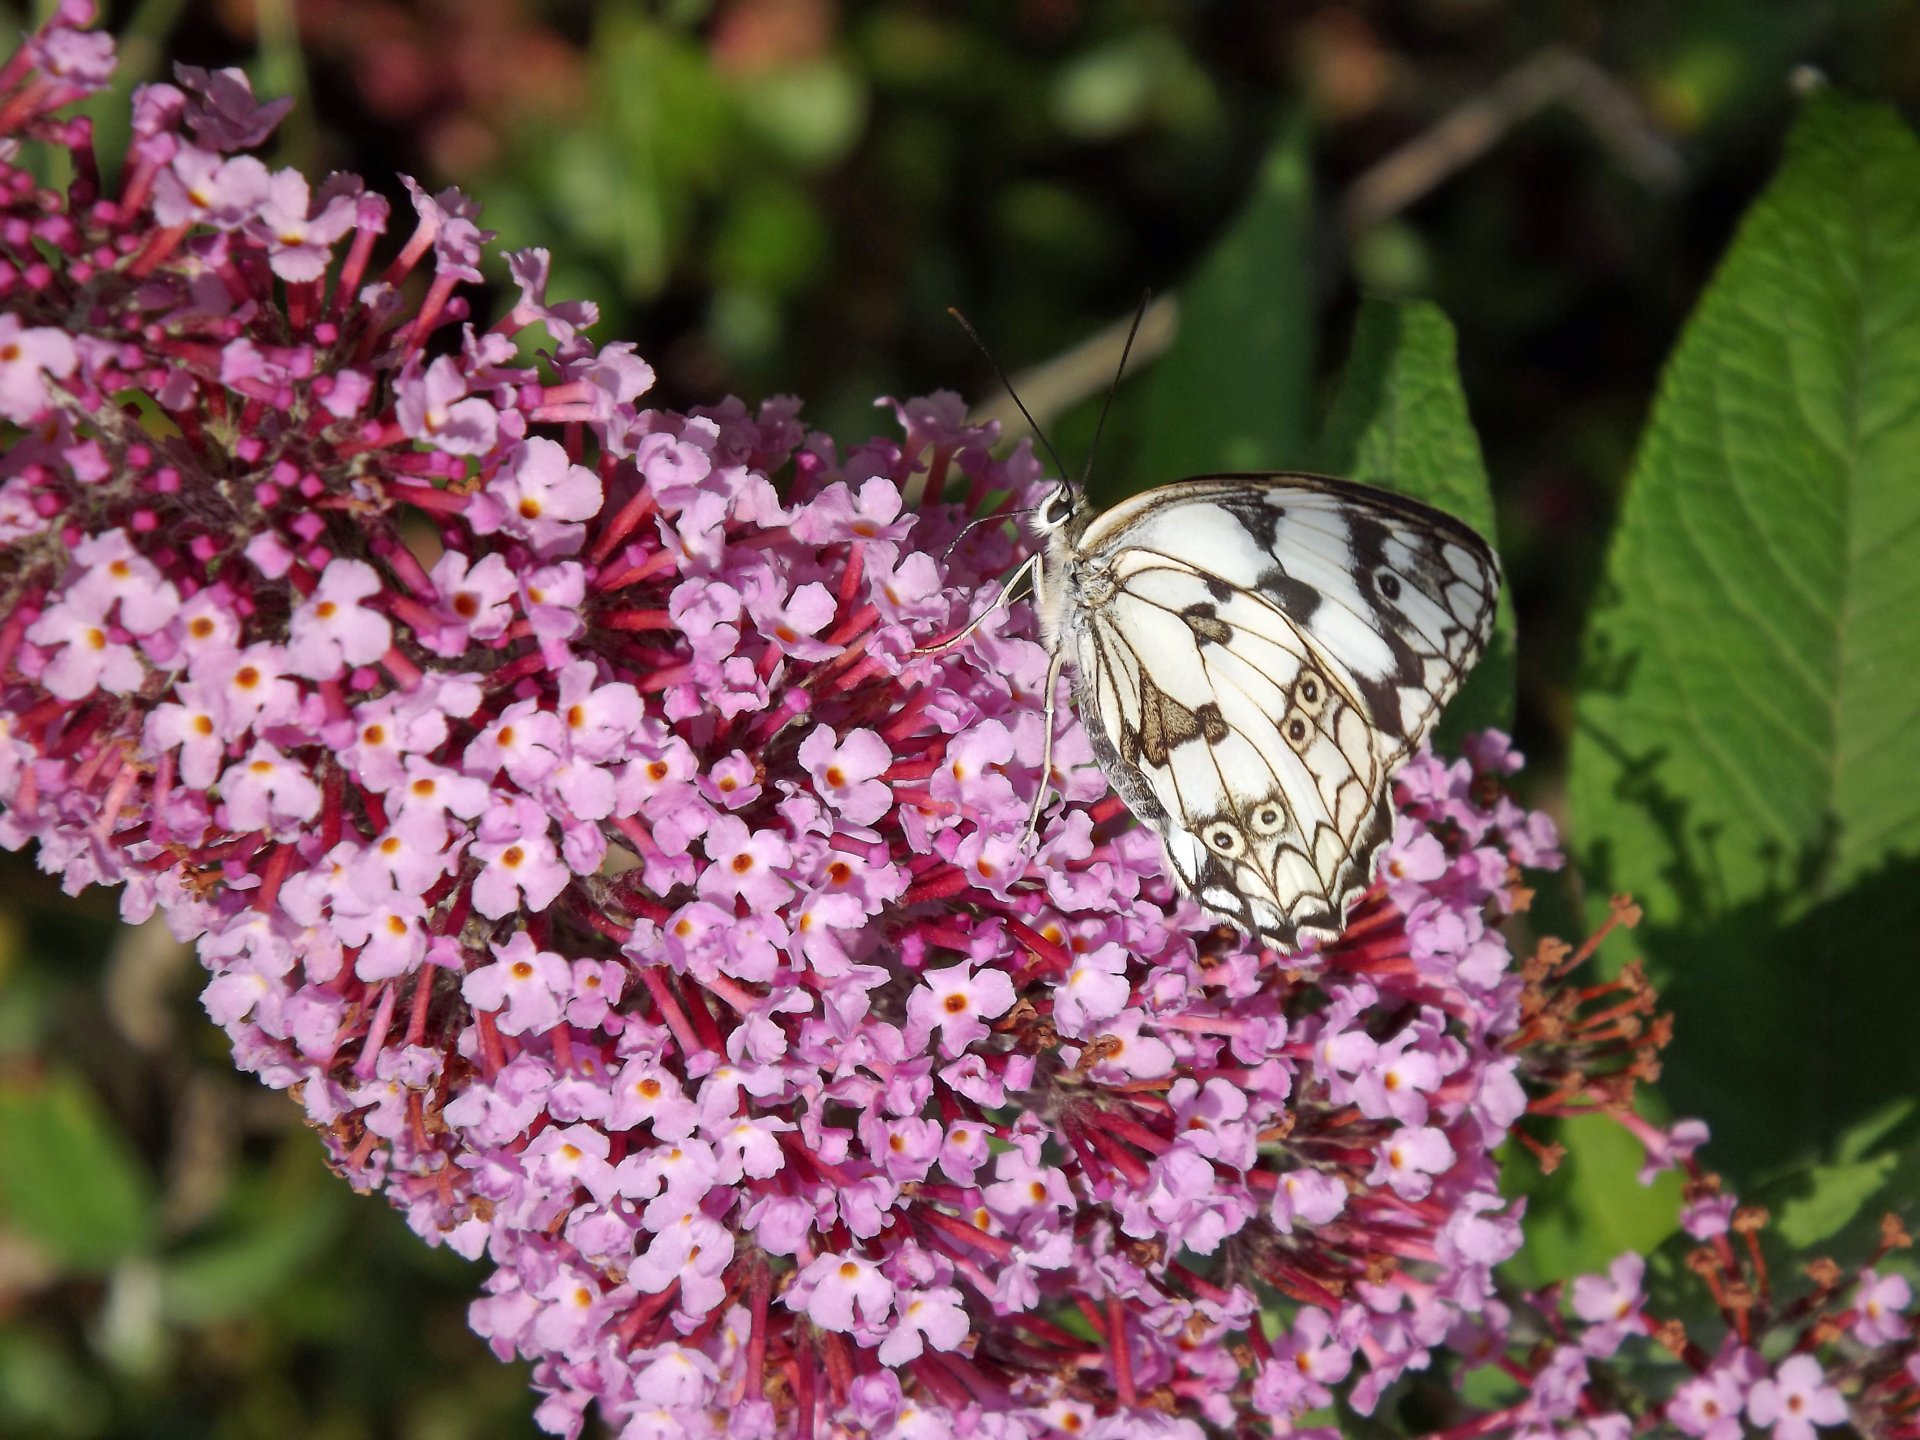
[{"left": 1021, "top": 471, "right": 1500, "bottom": 950}]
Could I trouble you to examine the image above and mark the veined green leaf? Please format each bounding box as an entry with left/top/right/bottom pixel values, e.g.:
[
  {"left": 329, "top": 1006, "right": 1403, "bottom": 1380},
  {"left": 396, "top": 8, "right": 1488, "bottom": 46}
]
[{"left": 1570, "top": 94, "right": 1920, "bottom": 1177}]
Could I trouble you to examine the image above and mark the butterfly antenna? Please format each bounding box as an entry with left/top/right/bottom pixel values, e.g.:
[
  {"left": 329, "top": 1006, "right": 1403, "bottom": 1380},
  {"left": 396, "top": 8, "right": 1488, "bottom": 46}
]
[
  {"left": 947, "top": 307, "right": 1074, "bottom": 483},
  {"left": 940, "top": 505, "right": 1036, "bottom": 562},
  {"left": 1079, "top": 288, "right": 1151, "bottom": 489}
]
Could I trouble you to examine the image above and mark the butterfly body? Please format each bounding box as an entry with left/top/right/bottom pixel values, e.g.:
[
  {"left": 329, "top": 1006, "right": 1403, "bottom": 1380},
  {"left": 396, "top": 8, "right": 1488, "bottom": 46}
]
[{"left": 1026, "top": 472, "right": 1499, "bottom": 950}]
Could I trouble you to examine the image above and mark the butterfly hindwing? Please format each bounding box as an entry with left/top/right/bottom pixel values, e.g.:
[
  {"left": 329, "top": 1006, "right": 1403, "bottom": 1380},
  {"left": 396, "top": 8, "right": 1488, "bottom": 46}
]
[{"left": 1047, "top": 472, "right": 1499, "bottom": 949}]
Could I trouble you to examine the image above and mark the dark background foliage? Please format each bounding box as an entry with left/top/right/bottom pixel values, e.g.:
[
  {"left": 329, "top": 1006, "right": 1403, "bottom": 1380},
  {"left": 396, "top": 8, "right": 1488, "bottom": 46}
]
[{"left": 5, "top": 1, "right": 1920, "bottom": 1435}]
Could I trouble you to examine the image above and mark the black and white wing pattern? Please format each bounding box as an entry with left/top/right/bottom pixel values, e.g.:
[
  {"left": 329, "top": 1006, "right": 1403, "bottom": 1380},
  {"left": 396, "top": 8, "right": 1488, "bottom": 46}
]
[{"left": 1035, "top": 472, "right": 1499, "bottom": 950}]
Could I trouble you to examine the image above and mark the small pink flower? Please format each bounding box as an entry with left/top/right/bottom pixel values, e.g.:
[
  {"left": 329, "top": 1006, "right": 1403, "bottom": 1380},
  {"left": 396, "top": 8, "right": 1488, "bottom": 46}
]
[
  {"left": 25, "top": 592, "right": 145, "bottom": 698},
  {"left": 797, "top": 725, "right": 892, "bottom": 825},
  {"left": 787, "top": 1252, "right": 894, "bottom": 1335},
  {"left": 1051, "top": 943, "right": 1130, "bottom": 1036},
  {"left": 469, "top": 797, "right": 568, "bottom": 918},
  {"left": 788, "top": 475, "right": 914, "bottom": 550},
  {"left": 931, "top": 718, "right": 1017, "bottom": 811},
  {"left": 556, "top": 662, "right": 642, "bottom": 764},
  {"left": 629, "top": 1214, "right": 731, "bottom": 1315},
  {"left": 470, "top": 436, "right": 602, "bottom": 555},
  {"left": 524, "top": 1124, "right": 618, "bottom": 1207},
  {"left": 218, "top": 741, "right": 323, "bottom": 833},
  {"left": 251, "top": 168, "right": 356, "bottom": 281},
  {"left": 1340, "top": 1026, "right": 1446, "bottom": 1127},
  {"left": 1572, "top": 1253, "right": 1646, "bottom": 1356},
  {"left": 1670, "top": 1364, "right": 1753, "bottom": 1440},
  {"left": 397, "top": 354, "right": 500, "bottom": 455},
  {"left": 1272, "top": 1169, "right": 1347, "bottom": 1234},
  {"left": 285, "top": 558, "right": 392, "bottom": 679},
  {"left": 745, "top": 575, "right": 838, "bottom": 661},
  {"left": 389, "top": 757, "right": 490, "bottom": 822},
  {"left": 605, "top": 1060, "right": 698, "bottom": 1138},
  {"left": 423, "top": 550, "right": 517, "bottom": 653},
  {"left": 629, "top": 1348, "right": 717, "bottom": 1410},
  {"left": 167, "top": 588, "right": 242, "bottom": 665},
  {"left": 529, "top": 1264, "right": 624, "bottom": 1360},
  {"left": 463, "top": 934, "right": 572, "bottom": 1036},
  {"left": 1368, "top": 1124, "right": 1456, "bottom": 1200},
  {"left": 1747, "top": 1355, "right": 1847, "bottom": 1440},
  {"left": 1070, "top": 1008, "right": 1176, "bottom": 1083},
  {"left": 1382, "top": 818, "right": 1450, "bottom": 887},
  {"left": 358, "top": 811, "right": 456, "bottom": 894},
  {"left": 331, "top": 888, "right": 428, "bottom": 983},
  {"left": 877, "top": 1286, "right": 970, "bottom": 1366},
  {"left": 196, "top": 645, "right": 301, "bottom": 733},
  {"left": 701, "top": 750, "right": 760, "bottom": 810},
  {"left": 1682, "top": 1192, "right": 1737, "bottom": 1240},
  {"left": 1853, "top": 1267, "right": 1912, "bottom": 1346},
  {"left": 950, "top": 827, "right": 1027, "bottom": 901},
  {"left": 28, "top": 24, "right": 115, "bottom": 89},
  {"left": 153, "top": 145, "right": 271, "bottom": 228},
  {"left": 697, "top": 816, "right": 794, "bottom": 909},
  {"left": 0, "top": 313, "right": 78, "bottom": 424},
  {"left": 401, "top": 175, "right": 489, "bottom": 283},
  {"left": 1638, "top": 1117, "right": 1710, "bottom": 1183},
  {"left": 465, "top": 699, "right": 566, "bottom": 789},
  {"left": 505, "top": 248, "right": 598, "bottom": 343},
  {"left": 0, "top": 476, "right": 46, "bottom": 543},
  {"left": 146, "top": 682, "right": 229, "bottom": 787},
  {"left": 564, "top": 958, "right": 625, "bottom": 1029},
  {"left": 908, "top": 958, "right": 1016, "bottom": 1057},
  {"left": 69, "top": 530, "right": 181, "bottom": 635},
  {"left": 1272, "top": 1308, "right": 1354, "bottom": 1409},
  {"left": 710, "top": 1112, "right": 793, "bottom": 1184}
]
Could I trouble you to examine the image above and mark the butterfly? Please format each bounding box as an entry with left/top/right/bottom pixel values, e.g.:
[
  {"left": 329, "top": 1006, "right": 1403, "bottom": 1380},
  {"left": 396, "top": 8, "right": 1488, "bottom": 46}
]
[{"left": 1009, "top": 471, "right": 1500, "bottom": 951}]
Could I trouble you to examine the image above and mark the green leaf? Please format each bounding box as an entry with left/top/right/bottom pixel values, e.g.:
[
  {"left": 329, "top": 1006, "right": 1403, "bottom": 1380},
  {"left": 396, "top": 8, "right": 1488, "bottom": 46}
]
[
  {"left": 0, "top": 1325, "right": 104, "bottom": 1437},
  {"left": 1502, "top": 1113, "right": 1684, "bottom": 1286},
  {"left": 0, "top": 1071, "right": 155, "bottom": 1271},
  {"left": 1311, "top": 297, "right": 1515, "bottom": 736},
  {"left": 1767, "top": 1100, "right": 1916, "bottom": 1249},
  {"left": 152, "top": 1130, "right": 350, "bottom": 1327},
  {"left": 1128, "top": 113, "right": 1312, "bottom": 490},
  {"left": 1836, "top": 1098, "right": 1915, "bottom": 1163},
  {"left": 161, "top": 1190, "right": 344, "bottom": 1327},
  {"left": 1775, "top": 1156, "right": 1902, "bottom": 1249},
  {"left": 1569, "top": 94, "right": 1920, "bottom": 1179}
]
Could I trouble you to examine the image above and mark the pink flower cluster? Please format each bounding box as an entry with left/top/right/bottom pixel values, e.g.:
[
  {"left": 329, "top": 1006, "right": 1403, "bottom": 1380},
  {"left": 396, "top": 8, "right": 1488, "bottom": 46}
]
[
  {"left": 2, "top": 10, "right": 1915, "bottom": 1439},
  {"left": 1524, "top": 1190, "right": 1917, "bottom": 1440}
]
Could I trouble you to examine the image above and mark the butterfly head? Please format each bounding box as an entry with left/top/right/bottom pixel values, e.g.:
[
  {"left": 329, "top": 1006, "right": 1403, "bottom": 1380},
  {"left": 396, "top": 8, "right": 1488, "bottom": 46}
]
[{"left": 1034, "top": 481, "right": 1082, "bottom": 535}]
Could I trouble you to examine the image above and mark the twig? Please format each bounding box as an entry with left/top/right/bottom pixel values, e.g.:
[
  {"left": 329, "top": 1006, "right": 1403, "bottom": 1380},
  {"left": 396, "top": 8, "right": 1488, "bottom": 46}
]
[
  {"left": 1342, "top": 45, "right": 1683, "bottom": 231},
  {"left": 969, "top": 46, "right": 1682, "bottom": 440}
]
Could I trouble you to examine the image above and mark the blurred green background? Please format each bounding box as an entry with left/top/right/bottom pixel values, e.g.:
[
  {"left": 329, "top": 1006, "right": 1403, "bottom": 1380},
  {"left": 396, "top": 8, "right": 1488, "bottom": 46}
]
[{"left": 7, "top": 0, "right": 1920, "bottom": 1435}]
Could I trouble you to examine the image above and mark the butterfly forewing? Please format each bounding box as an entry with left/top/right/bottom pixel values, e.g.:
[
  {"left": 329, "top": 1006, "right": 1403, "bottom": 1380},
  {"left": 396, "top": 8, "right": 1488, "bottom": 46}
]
[{"left": 1046, "top": 472, "right": 1499, "bottom": 949}]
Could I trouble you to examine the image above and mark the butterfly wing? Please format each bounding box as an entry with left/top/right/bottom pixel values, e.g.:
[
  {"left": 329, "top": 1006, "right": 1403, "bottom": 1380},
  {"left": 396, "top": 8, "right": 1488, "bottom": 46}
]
[{"left": 1056, "top": 473, "right": 1499, "bottom": 948}]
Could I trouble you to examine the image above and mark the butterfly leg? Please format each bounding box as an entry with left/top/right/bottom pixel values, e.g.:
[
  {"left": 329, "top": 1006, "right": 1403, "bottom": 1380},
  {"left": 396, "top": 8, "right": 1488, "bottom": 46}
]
[
  {"left": 1019, "top": 642, "right": 1067, "bottom": 848},
  {"left": 909, "top": 553, "right": 1039, "bottom": 657}
]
